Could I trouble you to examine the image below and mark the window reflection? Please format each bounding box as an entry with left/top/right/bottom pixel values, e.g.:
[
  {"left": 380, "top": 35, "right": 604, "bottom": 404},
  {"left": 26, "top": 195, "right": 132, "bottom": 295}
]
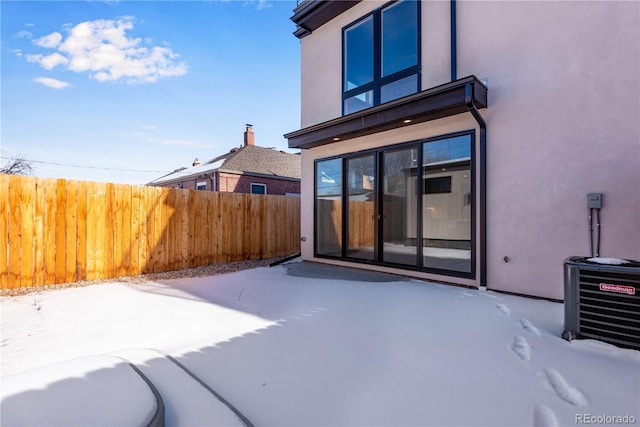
[
  {"left": 422, "top": 136, "right": 472, "bottom": 273},
  {"left": 316, "top": 158, "right": 343, "bottom": 256},
  {"left": 347, "top": 155, "right": 376, "bottom": 260}
]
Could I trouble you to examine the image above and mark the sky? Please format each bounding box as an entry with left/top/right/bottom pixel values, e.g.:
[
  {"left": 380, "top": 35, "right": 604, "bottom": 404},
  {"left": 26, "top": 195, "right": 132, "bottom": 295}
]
[{"left": 1, "top": 0, "right": 301, "bottom": 184}]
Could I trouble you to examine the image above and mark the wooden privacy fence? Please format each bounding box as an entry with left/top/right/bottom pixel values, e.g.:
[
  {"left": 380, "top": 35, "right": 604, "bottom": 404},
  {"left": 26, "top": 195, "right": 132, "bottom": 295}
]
[{"left": 0, "top": 174, "right": 301, "bottom": 289}]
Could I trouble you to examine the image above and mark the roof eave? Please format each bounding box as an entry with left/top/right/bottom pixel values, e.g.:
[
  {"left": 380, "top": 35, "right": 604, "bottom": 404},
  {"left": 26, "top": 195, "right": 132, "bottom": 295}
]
[
  {"left": 285, "top": 76, "right": 488, "bottom": 150},
  {"left": 291, "top": 0, "right": 361, "bottom": 39}
]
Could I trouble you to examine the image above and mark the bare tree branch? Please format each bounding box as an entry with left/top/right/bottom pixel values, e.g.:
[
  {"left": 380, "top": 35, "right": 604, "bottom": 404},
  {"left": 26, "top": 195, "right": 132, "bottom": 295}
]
[{"left": 1, "top": 156, "right": 35, "bottom": 175}]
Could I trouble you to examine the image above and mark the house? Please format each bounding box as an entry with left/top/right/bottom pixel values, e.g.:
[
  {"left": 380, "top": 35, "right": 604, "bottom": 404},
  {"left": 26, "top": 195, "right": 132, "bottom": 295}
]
[
  {"left": 149, "top": 126, "right": 301, "bottom": 196},
  {"left": 284, "top": 0, "right": 639, "bottom": 300}
]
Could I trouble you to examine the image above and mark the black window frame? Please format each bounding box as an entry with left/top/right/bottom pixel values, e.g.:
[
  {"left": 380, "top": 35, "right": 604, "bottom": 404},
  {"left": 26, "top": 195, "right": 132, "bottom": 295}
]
[
  {"left": 342, "top": 0, "right": 421, "bottom": 116},
  {"left": 313, "top": 130, "right": 476, "bottom": 280}
]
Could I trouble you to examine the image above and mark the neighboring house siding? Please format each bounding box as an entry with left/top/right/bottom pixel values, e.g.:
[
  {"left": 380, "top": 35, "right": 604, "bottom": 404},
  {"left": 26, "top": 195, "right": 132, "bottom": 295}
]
[
  {"left": 218, "top": 173, "right": 300, "bottom": 195},
  {"left": 180, "top": 179, "right": 209, "bottom": 191},
  {"left": 289, "top": 0, "right": 640, "bottom": 300},
  {"left": 155, "top": 173, "right": 300, "bottom": 195},
  {"left": 156, "top": 177, "right": 212, "bottom": 191},
  {"left": 148, "top": 138, "right": 301, "bottom": 196}
]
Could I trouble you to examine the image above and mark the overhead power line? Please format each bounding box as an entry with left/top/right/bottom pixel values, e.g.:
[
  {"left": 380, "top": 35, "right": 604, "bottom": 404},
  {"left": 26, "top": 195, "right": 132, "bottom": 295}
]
[{"left": 0, "top": 156, "right": 170, "bottom": 174}]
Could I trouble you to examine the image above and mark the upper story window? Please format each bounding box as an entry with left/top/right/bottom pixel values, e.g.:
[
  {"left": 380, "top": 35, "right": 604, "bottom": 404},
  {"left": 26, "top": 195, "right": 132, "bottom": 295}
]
[{"left": 343, "top": 0, "right": 420, "bottom": 115}]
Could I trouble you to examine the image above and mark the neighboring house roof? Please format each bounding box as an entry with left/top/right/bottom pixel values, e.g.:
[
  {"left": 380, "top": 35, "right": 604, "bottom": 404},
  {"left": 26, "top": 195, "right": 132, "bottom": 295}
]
[{"left": 148, "top": 145, "right": 301, "bottom": 186}]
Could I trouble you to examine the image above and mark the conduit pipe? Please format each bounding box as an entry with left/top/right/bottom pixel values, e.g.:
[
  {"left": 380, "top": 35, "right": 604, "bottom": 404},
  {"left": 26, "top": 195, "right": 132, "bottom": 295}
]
[{"left": 451, "top": 0, "right": 457, "bottom": 82}]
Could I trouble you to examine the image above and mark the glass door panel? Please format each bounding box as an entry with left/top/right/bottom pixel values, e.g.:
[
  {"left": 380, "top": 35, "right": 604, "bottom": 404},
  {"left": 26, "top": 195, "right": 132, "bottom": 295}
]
[
  {"left": 422, "top": 135, "right": 472, "bottom": 273},
  {"left": 346, "top": 155, "right": 376, "bottom": 260},
  {"left": 315, "top": 158, "right": 343, "bottom": 257},
  {"left": 382, "top": 147, "right": 418, "bottom": 266}
]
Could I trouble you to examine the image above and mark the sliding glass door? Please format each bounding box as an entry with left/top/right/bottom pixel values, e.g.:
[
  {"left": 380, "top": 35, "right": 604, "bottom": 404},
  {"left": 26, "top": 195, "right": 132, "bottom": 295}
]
[
  {"left": 314, "top": 131, "right": 474, "bottom": 278},
  {"left": 346, "top": 155, "right": 376, "bottom": 260},
  {"left": 381, "top": 147, "right": 418, "bottom": 266},
  {"left": 422, "top": 135, "right": 472, "bottom": 274},
  {"left": 315, "top": 158, "right": 343, "bottom": 257}
]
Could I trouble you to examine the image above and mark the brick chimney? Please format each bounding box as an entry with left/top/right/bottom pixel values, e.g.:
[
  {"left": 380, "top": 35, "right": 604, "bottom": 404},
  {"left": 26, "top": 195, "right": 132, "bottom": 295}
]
[
  {"left": 193, "top": 158, "right": 200, "bottom": 166},
  {"left": 244, "top": 124, "right": 254, "bottom": 146}
]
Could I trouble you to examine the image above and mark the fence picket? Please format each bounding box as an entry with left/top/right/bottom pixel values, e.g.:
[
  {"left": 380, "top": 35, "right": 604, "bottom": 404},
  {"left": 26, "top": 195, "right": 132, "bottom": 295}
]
[
  {"left": 121, "top": 184, "right": 131, "bottom": 276},
  {"left": 65, "top": 180, "right": 78, "bottom": 284},
  {"left": 93, "top": 183, "right": 107, "bottom": 280},
  {"left": 113, "top": 184, "right": 123, "bottom": 276},
  {"left": 76, "top": 181, "right": 88, "bottom": 281},
  {"left": 44, "top": 179, "right": 57, "bottom": 284},
  {"left": 19, "top": 177, "right": 35, "bottom": 288},
  {"left": 7, "top": 176, "right": 22, "bottom": 288},
  {"left": 0, "top": 175, "right": 8, "bottom": 288}
]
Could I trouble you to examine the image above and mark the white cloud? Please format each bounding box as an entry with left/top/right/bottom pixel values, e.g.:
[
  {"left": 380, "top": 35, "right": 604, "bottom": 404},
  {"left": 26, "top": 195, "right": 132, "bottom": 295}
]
[
  {"left": 40, "top": 53, "right": 69, "bottom": 70},
  {"left": 23, "top": 17, "right": 187, "bottom": 84},
  {"left": 243, "top": 0, "right": 272, "bottom": 10},
  {"left": 33, "top": 32, "right": 63, "bottom": 48},
  {"left": 14, "top": 30, "right": 33, "bottom": 39},
  {"left": 12, "top": 49, "right": 23, "bottom": 57},
  {"left": 34, "top": 77, "right": 71, "bottom": 89},
  {"left": 25, "top": 54, "right": 43, "bottom": 63},
  {"left": 256, "top": 0, "right": 273, "bottom": 10}
]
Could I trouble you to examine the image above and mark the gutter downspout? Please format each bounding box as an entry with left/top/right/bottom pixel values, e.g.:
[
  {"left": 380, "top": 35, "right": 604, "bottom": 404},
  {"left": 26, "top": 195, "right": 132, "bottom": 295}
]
[
  {"left": 465, "top": 83, "right": 487, "bottom": 287},
  {"left": 451, "top": 0, "right": 457, "bottom": 82}
]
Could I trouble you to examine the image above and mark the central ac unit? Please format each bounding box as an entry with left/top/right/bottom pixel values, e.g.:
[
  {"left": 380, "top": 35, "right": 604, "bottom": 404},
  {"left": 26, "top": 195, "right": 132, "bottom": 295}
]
[{"left": 563, "top": 256, "right": 640, "bottom": 350}]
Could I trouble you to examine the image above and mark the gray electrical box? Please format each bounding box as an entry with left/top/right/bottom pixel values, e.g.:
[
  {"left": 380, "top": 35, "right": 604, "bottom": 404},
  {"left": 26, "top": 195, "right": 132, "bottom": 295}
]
[{"left": 587, "top": 193, "right": 603, "bottom": 209}]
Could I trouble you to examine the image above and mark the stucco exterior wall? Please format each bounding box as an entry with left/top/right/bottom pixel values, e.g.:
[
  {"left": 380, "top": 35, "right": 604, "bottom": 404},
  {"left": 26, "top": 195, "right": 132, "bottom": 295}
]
[
  {"left": 297, "top": 0, "right": 640, "bottom": 300},
  {"left": 300, "top": 0, "right": 452, "bottom": 127},
  {"left": 457, "top": 1, "right": 640, "bottom": 299}
]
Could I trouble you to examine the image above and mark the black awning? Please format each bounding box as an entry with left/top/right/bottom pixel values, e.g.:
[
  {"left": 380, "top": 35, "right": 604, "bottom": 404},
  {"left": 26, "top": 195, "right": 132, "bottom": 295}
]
[
  {"left": 285, "top": 76, "right": 487, "bottom": 150},
  {"left": 291, "top": 1, "right": 361, "bottom": 39}
]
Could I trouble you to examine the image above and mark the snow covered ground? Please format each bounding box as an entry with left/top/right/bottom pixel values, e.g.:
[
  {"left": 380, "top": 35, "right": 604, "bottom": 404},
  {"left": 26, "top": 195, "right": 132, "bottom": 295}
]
[{"left": 1, "top": 261, "right": 639, "bottom": 426}]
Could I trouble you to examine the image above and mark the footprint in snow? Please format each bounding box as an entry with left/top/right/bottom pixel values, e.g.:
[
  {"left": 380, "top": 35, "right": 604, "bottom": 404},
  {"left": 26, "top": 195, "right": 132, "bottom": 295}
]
[
  {"left": 543, "top": 368, "right": 589, "bottom": 407},
  {"left": 533, "top": 404, "right": 559, "bottom": 427},
  {"left": 511, "top": 335, "right": 533, "bottom": 362},
  {"left": 521, "top": 318, "right": 542, "bottom": 336},
  {"left": 496, "top": 304, "right": 511, "bottom": 315}
]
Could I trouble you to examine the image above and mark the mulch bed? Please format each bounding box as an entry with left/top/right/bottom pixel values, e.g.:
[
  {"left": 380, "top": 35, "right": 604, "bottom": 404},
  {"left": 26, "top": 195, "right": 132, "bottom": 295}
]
[{"left": 1, "top": 257, "right": 290, "bottom": 297}]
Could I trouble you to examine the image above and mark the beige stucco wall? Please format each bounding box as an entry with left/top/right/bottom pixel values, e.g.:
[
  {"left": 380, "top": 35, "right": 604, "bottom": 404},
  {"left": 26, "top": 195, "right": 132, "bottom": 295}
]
[
  {"left": 296, "top": 1, "right": 640, "bottom": 300},
  {"left": 300, "top": 0, "right": 451, "bottom": 127},
  {"left": 457, "top": 1, "right": 640, "bottom": 299}
]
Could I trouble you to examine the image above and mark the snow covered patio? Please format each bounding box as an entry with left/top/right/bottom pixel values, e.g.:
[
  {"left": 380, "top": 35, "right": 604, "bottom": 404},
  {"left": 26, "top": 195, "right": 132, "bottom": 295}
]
[{"left": 1, "top": 261, "right": 639, "bottom": 426}]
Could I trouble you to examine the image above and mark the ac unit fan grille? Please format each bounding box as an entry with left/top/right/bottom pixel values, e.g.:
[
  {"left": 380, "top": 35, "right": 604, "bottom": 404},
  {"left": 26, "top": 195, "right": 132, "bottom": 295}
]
[{"left": 578, "top": 269, "right": 640, "bottom": 349}]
